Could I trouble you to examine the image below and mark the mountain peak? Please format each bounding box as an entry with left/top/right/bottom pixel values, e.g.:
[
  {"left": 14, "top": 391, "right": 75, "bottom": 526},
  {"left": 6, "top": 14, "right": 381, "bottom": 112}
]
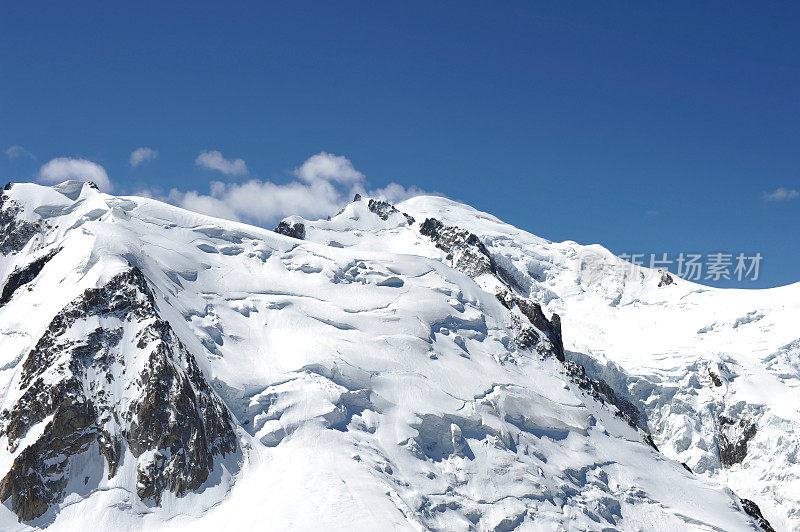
[{"left": 0, "top": 182, "right": 792, "bottom": 530}]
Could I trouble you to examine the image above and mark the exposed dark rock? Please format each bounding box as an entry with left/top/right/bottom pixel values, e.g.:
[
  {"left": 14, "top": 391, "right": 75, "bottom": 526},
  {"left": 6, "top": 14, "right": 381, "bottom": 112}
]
[
  {"left": 708, "top": 369, "right": 723, "bottom": 387},
  {"left": 496, "top": 289, "right": 564, "bottom": 362},
  {"left": 353, "top": 193, "right": 362, "bottom": 202},
  {"left": 643, "top": 434, "right": 660, "bottom": 452},
  {"left": 0, "top": 194, "right": 43, "bottom": 255},
  {"left": 0, "top": 248, "right": 60, "bottom": 306},
  {"left": 0, "top": 391, "right": 96, "bottom": 521},
  {"left": 719, "top": 415, "right": 756, "bottom": 467},
  {"left": 419, "top": 218, "right": 499, "bottom": 279},
  {"left": 740, "top": 498, "right": 775, "bottom": 532},
  {"left": 0, "top": 267, "right": 237, "bottom": 521},
  {"left": 274, "top": 220, "right": 306, "bottom": 240},
  {"left": 681, "top": 462, "right": 693, "bottom": 473},
  {"left": 367, "top": 199, "right": 415, "bottom": 224},
  {"left": 563, "top": 360, "right": 641, "bottom": 428},
  {"left": 658, "top": 270, "right": 674, "bottom": 287}
]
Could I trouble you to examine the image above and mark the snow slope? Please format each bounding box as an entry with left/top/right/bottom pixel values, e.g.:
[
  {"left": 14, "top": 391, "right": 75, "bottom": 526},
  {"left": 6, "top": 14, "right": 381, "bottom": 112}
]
[
  {"left": 0, "top": 182, "right": 792, "bottom": 530},
  {"left": 394, "top": 196, "right": 800, "bottom": 531}
]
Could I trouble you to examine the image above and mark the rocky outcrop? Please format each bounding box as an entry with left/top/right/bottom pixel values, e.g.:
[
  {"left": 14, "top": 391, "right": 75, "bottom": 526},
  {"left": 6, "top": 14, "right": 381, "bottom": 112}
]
[
  {"left": 0, "top": 267, "right": 237, "bottom": 521},
  {"left": 367, "top": 199, "right": 415, "bottom": 224},
  {"left": 0, "top": 193, "right": 43, "bottom": 255},
  {"left": 719, "top": 415, "right": 756, "bottom": 467},
  {"left": 496, "top": 289, "right": 564, "bottom": 361},
  {"left": 740, "top": 498, "right": 775, "bottom": 532},
  {"left": 419, "top": 217, "right": 500, "bottom": 279},
  {"left": 274, "top": 220, "right": 306, "bottom": 240},
  {"left": 0, "top": 248, "right": 60, "bottom": 306},
  {"left": 658, "top": 270, "right": 674, "bottom": 287},
  {"left": 708, "top": 369, "right": 723, "bottom": 387},
  {"left": 563, "top": 360, "right": 641, "bottom": 428}
]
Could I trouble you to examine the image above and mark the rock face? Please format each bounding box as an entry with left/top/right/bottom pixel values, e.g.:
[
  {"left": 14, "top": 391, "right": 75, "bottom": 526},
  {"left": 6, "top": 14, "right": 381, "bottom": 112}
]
[
  {"left": 562, "top": 360, "right": 642, "bottom": 428},
  {"left": 658, "top": 270, "right": 674, "bottom": 287},
  {"left": 740, "top": 498, "right": 775, "bottom": 532},
  {"left": 0, "top": 267, "right": 237, "bottom": 521},
  {"left": 496, "top": 289, "right": 564, "bottom": 361},
  {"left": 367, "top": 198, "right": 415, "bottom": 224},
  {"left": 719, "top": 415, "right": 756, "bottom": 467},
  {"left": 0, "top": 192, "right": 44, "bottom": 254},
  {"left": 274, "top": 220, "right": 306, "bottom": 240},
  {"left": 0, "top": 248, "right": 59, "bottom": 306},
  {"left": 419, "top": 217, "right": 501, "bottom": 279}
]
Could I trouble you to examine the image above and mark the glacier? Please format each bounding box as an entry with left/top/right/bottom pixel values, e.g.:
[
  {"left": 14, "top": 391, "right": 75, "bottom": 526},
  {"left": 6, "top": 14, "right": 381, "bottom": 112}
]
[{"left": 0, "top": 180, "right": 795, "bottom": 531}]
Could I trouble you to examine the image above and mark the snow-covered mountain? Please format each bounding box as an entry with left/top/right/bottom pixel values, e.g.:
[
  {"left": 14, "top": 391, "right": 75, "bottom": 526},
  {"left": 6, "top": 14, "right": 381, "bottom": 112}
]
[{"left": 0, "top": 181, "right": 795, "bottom": 531}]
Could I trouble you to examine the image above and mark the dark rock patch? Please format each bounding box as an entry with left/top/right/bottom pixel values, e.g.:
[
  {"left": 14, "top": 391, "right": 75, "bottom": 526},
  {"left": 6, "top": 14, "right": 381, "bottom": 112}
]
[
  {"left": 563, "top": 360, "right": 642, "bottom": 428},
  {"left": 0, "top": 267, "right": 237, "bottom": 521},
  {"left": 274, "top": 220, "right": 305, "bottom": 240},
  {"left": 0, "top": 194, "right": 44, "bottom": 255},
  {"left": 740, "top": 498, "right": 775, "bottom": 532},
  {"left": 719, "top": 415, "right": 756, "bottom": 467},
  {"left": 658, "top": 270, "right": 674, "bottom": 287},
  {"left": 0, "top": 248, "right": 60, "bottom": 306},
  {"left": 367, "top": 199, "right": 415, "bottom": 224},
  {"left": 496, "top": 289, "right": 564, "bottom": 361},
  {"left": 419, "top": 218, "right": 499, "bottom": 279}
]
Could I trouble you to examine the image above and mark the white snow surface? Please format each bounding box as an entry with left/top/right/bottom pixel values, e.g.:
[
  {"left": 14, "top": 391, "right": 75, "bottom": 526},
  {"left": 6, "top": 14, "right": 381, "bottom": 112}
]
[{"left": 0, "top": 182, "right": 795, "bottom": 530}]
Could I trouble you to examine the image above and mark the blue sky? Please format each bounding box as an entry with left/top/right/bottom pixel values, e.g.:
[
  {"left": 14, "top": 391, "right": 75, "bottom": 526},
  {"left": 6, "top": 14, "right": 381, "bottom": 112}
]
[{"left": 1, "top": 2, "right": 798, "bottom": 287}]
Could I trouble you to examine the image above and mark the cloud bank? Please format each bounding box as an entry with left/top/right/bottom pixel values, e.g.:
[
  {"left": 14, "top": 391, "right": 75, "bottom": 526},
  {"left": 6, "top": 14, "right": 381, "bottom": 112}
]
[
  {"left": 130, "top": 147, "right": 158, "bottom": 167},
  {"left": 170, "top": 152, "right": 424, "bottom": 225},
  {"left": 763, "top": 187, "right": 799, "bottom": 201},
  {"left": 195, "top": 150, "right": 248, "bottom": 176},
  {"left": 38, "top": 157, "right": 111, "bottom": 191}
]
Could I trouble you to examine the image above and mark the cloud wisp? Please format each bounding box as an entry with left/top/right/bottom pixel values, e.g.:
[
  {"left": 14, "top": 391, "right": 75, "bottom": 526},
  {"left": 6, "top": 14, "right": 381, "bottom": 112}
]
[
  {"left": 169, "top": 152, "right": 424, "bottom": 225},
  {"left": 763, "top": 187, "right": 799, "bottom": 201},
  {"left": 295, "top": 152, "right": 364, "bottom": 185},
  {"left": 130, "top": 147, "right": 158, "bottom": 167},
  {"left": 4, "top": 145, "right": 35, "bottom": 160},
  {"left": 195, "top": 150, "right": 248, "bottom": 176},
  {"left": 38, "top": 157, "right": 111, "bottom": 191}
]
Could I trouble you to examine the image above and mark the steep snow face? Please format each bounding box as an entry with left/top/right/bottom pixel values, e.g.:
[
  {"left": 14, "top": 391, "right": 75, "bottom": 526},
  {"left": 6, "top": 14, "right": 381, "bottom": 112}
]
[{"left": 0, "top": 182, "right": 784, "bottom": 530}]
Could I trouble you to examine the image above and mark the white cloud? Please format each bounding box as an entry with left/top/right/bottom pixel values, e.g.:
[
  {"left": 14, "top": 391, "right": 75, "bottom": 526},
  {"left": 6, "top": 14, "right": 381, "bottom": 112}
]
[
  {"left": 763, "top": 187, "right": 799, "bottom": 201},
  {"left": 294, "top": 152, "right": 365, "bottom": 185},
  {"left": 171, "top": 178, "right": 344, "bottom": 223},
  {"left": 195, "top": 150, "right": 248, "bottom": 176},
  {"left": 369, "top": 182, "right": 427, "bottom": 204},
  {"left": 4, "top": 145, "right": 35, "bottom": 160},
  {"left": 130, "top": 147, "right": 158, "bottom": 167},
  {"left": 170, "top": 152, "right": 426, "bottom": 225},
  {"left": 38, "top": 157, "right": 111, "bottom": 191}
]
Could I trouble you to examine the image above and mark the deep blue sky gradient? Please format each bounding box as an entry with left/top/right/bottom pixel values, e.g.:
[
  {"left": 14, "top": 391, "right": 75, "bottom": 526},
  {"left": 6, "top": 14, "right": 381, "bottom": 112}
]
[{"left": 1, "top": 2, "right": 798, "bottom": 287}]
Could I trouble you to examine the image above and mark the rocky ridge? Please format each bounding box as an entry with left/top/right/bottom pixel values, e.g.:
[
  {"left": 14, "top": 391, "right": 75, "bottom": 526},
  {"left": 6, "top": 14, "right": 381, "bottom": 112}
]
[{"left": 0, "top": 266, "right": 237, "bottom": 521}]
